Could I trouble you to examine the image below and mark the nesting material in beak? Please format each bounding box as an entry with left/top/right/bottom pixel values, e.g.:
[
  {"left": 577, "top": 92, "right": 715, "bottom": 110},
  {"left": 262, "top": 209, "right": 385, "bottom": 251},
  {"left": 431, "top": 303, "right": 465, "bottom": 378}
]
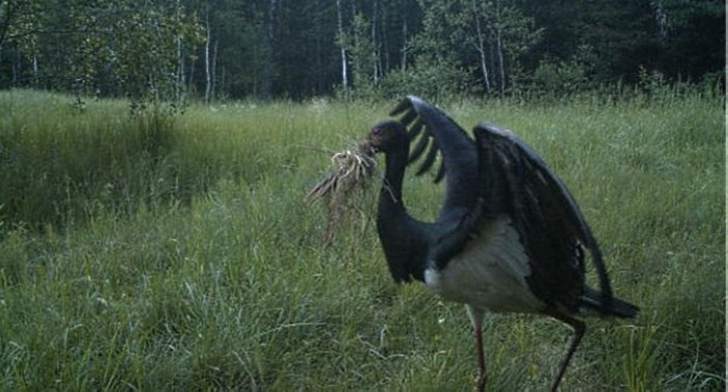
[
  {"left": 306, "top": 139, "right": 378, "bottom": 243},
  {"left": 306, "top": 140, "right": 377, "bottom": 203}
]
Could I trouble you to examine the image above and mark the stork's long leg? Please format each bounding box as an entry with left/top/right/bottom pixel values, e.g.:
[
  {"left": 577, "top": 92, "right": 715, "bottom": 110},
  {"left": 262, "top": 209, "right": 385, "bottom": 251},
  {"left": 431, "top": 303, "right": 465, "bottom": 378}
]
[
  {"left": 474, "top": 318, "right": 486, "bottom": 392},
  {"left": 545, "top": 309, "right": 586, "bottom": 392},
  {"left": 467, "top": 306, "right": 486, "bottom": 392}
]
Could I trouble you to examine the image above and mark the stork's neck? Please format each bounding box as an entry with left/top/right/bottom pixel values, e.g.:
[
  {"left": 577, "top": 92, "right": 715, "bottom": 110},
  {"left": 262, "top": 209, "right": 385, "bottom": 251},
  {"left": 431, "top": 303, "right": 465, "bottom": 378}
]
[
  {"left": 377, "top": 145, "right": 430, "bottom": 284},
  {"left": 379, "top": 147, "right": 408, "bottom": 216}
]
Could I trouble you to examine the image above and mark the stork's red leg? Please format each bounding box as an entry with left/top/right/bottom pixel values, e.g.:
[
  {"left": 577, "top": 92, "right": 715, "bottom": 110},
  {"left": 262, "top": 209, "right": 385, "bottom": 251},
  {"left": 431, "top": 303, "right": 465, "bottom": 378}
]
[
  {"left": 545, "top": 310, "right": 586, "bottom": 392},
  {"left": 466, "top": 305, "right": 487, "bottom": 391},
  {"left": 473, "top": 316, "right": 486, "bottom": 392}
]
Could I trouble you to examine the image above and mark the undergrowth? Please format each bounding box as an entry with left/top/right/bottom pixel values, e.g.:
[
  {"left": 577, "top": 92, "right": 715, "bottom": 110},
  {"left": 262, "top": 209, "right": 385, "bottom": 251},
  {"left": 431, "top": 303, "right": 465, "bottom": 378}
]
[{"left": 0, "top": 89, "right": 724, "bottom": 391}]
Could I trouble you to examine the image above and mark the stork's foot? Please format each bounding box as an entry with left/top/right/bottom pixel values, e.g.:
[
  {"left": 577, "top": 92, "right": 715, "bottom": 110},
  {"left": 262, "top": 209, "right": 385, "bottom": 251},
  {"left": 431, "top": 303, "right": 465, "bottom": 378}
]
[{"left": 474, "top": 371, "right": 486, "bottom": 392}]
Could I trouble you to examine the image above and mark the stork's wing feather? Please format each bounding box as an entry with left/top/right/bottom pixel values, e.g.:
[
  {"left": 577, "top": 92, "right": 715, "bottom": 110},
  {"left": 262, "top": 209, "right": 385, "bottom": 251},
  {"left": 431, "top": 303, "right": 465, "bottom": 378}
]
[
  {"left": 473, "top": 124, "right": 613, "bottom": 312},
  {"left": 390, "top": 96, "right": 479, "bottom": 216}
]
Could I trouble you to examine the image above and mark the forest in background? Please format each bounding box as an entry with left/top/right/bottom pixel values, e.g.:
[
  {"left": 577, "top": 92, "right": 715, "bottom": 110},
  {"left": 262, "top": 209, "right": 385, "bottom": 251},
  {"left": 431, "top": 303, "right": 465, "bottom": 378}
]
[{"left": 0, "top": 0, "right": 724, "bottom": 103}]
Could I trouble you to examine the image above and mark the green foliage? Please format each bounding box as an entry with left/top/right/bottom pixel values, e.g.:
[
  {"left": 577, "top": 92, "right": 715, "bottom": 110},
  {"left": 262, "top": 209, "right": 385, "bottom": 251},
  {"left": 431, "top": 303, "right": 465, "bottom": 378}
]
[
  {"left": 344, "top": 0, "right": 476, "bottom": 101},
  {"left": 407, "top": 0, "right": 543, "bottom": 96},
  {"left": 1, "top": 0, "right": 724, "bottom": 100},
  {"left": 378, "top": 59, "right": 474, "bottom": 101},
  {"left": 110, "top": 2, "right": 204, "bottom": 103},
  {"left": 1, "top": 0, "right": 203, "bottom": 110},
  {"left": 637, "top": 66, "right": 670, "bottom": 96},
  {"left": 347, "top": 12, "right": 377, "bottom": 92},
  {"left": 209, "top": 1, "right": 268, "bottom": 99},
  {"left": 530, "top": 57, "right": 588, "bottom": 96},
  {"left": 0, "top": 90, "right": 724, "bottom": 390},
  {"left": 412, "top": 0, "right": 460, "bottom": 62}
]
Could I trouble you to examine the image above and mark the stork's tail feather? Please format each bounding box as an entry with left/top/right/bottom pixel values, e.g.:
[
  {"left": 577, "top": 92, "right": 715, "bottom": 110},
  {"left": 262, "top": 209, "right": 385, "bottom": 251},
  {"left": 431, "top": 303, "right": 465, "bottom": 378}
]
[{"left": 579, "top": 287, "right": 639, "bottom": 319}]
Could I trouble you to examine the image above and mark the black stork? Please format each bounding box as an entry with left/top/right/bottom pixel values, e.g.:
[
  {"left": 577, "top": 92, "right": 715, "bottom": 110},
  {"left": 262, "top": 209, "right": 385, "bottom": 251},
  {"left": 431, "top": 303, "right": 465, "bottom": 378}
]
[{"left": 367, "top": 96, "right": 638, "bottom": 391}]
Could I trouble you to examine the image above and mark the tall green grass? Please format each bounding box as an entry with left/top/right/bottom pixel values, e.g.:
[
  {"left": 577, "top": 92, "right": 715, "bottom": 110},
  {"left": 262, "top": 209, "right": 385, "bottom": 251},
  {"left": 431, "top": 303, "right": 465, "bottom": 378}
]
[{"left": 0, "top": 89, "right": 724, "bottom": 391}]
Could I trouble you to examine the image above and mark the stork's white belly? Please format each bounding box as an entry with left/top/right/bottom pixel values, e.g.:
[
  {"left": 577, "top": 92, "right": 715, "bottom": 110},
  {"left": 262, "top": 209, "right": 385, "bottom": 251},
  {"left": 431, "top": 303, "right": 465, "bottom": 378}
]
[{"left": 424, "top": 216, "right": 546, "bottom": 313}]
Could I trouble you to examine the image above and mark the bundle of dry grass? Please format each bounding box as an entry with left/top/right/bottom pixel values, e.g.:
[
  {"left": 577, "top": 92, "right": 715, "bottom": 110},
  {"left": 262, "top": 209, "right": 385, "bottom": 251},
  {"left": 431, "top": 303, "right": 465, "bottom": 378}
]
[{"left": 306, "top": 140, "right": 377, "bottom": 243}]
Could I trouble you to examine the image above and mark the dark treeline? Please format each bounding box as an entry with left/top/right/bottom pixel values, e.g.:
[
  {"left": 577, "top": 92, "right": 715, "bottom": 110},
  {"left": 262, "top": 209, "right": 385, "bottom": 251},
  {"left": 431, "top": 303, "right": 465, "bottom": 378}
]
[{"left": 0, "top": 0, "right": 723, "bottom": 102}]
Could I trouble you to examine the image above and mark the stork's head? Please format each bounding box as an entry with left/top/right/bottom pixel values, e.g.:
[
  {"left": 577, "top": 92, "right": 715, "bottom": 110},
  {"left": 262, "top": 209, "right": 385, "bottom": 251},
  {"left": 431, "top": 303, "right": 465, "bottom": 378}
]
[{"left": 368, "top": 120, "right": 407, "bottom": 154}]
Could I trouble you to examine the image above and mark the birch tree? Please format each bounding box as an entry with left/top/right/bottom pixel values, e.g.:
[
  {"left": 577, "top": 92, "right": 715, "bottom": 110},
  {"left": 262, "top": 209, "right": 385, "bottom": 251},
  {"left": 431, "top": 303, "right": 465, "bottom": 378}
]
[
  {"left": 335, "top": 0, "right": 348, "bottom": 89},
  {"left": 461, "top": 0, "right": 541, "bottom": 95},
  {"left": 468, "top": 0, "right": 490, "bottom": 93},
  {"left": 204, "top": 5, "right": 211, "bottom": 102}
]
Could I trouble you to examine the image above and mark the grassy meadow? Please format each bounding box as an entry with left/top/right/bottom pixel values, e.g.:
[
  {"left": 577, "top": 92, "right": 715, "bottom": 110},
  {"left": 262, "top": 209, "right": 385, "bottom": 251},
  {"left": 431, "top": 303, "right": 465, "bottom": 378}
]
[{"left": 0, "top": 89, "right": 724, "bottom": 391}]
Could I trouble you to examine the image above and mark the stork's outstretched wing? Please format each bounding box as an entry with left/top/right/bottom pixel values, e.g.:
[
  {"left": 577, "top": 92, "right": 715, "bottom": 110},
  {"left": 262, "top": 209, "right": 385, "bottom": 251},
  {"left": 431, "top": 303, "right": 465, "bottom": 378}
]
[
  {"left": 473, "top": 123, "right": 614, "bottom": 313},
  {"left": 390, "top": 96, "right": 479, "bottom": 217}
]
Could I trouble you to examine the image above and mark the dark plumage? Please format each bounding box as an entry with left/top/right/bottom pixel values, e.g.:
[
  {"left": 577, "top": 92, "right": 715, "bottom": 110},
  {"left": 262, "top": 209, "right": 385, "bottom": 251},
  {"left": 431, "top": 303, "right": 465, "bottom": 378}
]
[{"left": 368, "top": 96, "right": 638, "bottom": 391}]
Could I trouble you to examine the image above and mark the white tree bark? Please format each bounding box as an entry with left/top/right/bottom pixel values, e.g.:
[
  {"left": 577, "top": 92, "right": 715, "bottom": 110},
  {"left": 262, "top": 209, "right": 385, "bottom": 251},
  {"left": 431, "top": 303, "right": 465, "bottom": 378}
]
[
  {"left": 496, "top": 28, "right": 504, "bottom": 95},
  {"left": 204, "top": 8, "right": 211, "bottom": 103},
  {"left": 651, "top": 0, "right": 668, "bottom": 42},
  {"left": 336, "top": 0, "right": 348, "bottom": 89},
  {"left": 495, "top": 0, "right": 505, "bottom": 95},
  {"left": 401, "top": 16, "right": 407, "bottom": 71},
  {"left": 471, "top": 0, "right": 491, "bottom": 94}
]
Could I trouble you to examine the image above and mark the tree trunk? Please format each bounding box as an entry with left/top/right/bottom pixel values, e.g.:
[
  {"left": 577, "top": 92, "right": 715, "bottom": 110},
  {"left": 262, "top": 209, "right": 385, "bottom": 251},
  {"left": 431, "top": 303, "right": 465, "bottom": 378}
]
[
  {"left": 488, "top": 37, "right": 495, "bottom": 85},
  {"left": 312, "top": 0, "right": 320, "bottom": 94},
  {"left": 496, "top": 28, "right": 504, "bottom": 95},
  {"left": 32, "top": 54, "right": 38, "bottom": 86},
  {"left": 220, "top": 66, "right": 225, "bottom": 96},
  {"left": 204, "top": 8, "right": 211, "bottom": 103},
  {"left": 471, "top": 0, "right": 490, "bottom": 94},
  {"left": 210, "top": 39, "right": 218, "bottom": 100},
  {"left": 336, "top": 0, "right": 348, "bottom": 89},
  {"left": 175, "top": 0, "right": 184, "bottom": 102},
  {"left": 651, "top": 0, "right": 668, "bottom": 42},
  {"left": 495, "top": 0, "right": 505, "bottom": 95},
  {"left": 401, "top": 15, "right": 407, "bottom": 71},
  {"left": 188, "top": 56, "right": 196, "bottom": 92},
  {"left": 381, "top": 2, "right": 389, "bottom": 74},
  {"left": 12, "top": 48, "right": 19, "bottom": 85},
  {"left": 176, "top": 35, "right": 184, "bottom": 102},
  {"left": 371, "top": 0, "right": 379, "bottom": 84}
]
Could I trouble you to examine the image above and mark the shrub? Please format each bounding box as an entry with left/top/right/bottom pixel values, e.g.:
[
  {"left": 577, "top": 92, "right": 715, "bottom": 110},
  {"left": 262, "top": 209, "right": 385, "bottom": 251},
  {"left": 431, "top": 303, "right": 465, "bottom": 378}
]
[{"left": 529, "top": 57, "right": 589, "bottom": 97}]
